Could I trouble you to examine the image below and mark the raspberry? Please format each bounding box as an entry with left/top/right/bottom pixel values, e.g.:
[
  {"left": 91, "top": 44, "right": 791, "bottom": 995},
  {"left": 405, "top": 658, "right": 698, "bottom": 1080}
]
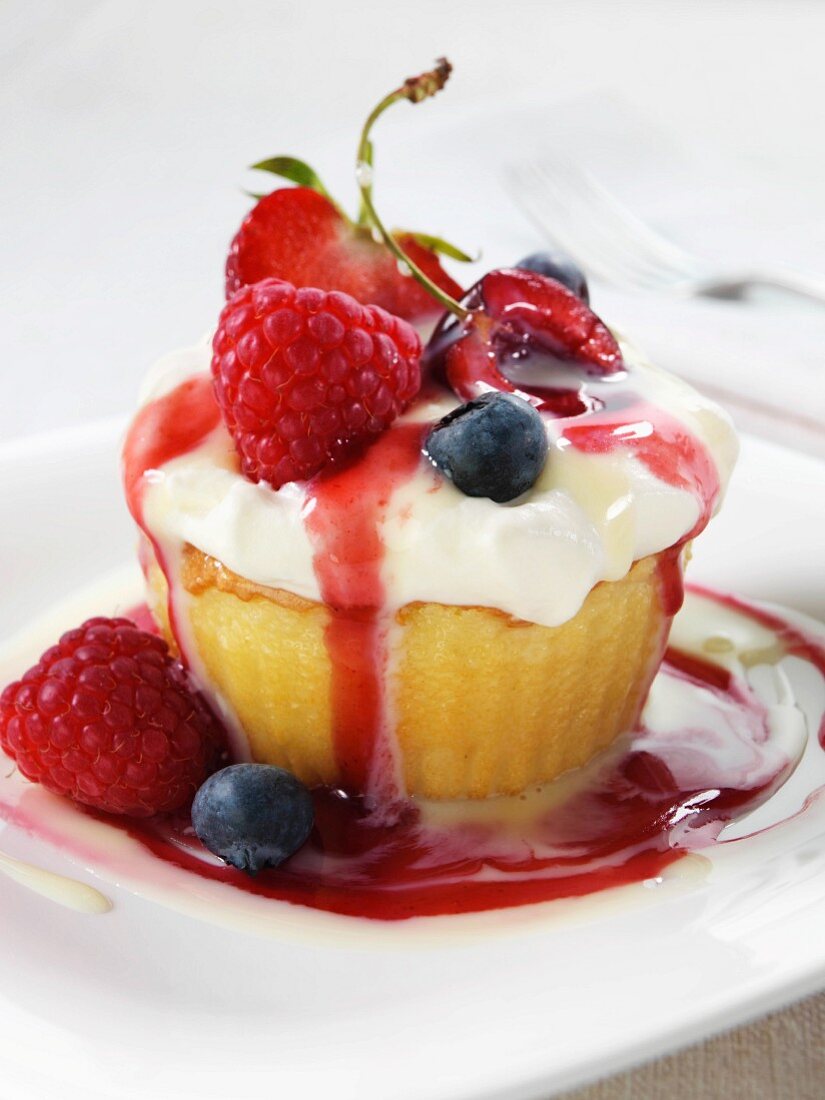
[
  {"left": 211, "top": 278, "right": 422, "bottom": 488},
  {"left": 0, "top": 618, "right": 226, "bottom": 817}
]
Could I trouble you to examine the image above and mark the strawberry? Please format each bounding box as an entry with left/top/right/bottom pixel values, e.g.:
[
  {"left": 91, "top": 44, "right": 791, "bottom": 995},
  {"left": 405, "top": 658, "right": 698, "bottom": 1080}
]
[{"left": 225, "top": 154, "right": 464, "bottom": 324}]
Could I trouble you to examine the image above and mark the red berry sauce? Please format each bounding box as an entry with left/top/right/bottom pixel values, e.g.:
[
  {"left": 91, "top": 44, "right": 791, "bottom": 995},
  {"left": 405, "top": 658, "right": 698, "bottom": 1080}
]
[
  {"left": 563, "top": 403, "right": 721, "bottom": 535},
  {"left": 2, "top": 589, "right": 821, "bottom": 924},
  {"left": 123, "top": 374, "right": 221, "bottom": 523},
  {"left": 691, "top": 586, "right": 825, "bottom": 744},
  {"left": 107, "top": 360, "right": 825, "bottom": 924},
  {"left": 123, "top": 374, "right": 222, "bottom": 652},
  {"left": 304, "top": 424, "right": 425, "bottom": 799},
  {"left": 109, "top": 598, "right": 822, "bottom": 921}
]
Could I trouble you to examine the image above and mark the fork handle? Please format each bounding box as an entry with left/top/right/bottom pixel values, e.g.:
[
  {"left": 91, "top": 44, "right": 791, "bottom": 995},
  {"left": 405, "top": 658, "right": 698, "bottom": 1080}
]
[{"left": 697, "top": 268, "right": 825, "bottom": 306}]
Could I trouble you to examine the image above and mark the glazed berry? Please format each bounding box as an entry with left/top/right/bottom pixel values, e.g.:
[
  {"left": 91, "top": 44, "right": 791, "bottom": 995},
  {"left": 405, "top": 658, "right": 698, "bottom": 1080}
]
[
  {"left": 226, "top": 181, "right": 463, "bottom": 323},
  {"left": 424, "top": 268, "right": 623, "bottom": 415},
  {"left": 515, "top": 250, "right": 589, "bottom": 303},
  {"left": 0, "top": 618, "right": 225, "bottom": 817},
  {"left": 424, "top": 392, "right": 548, "bottom": 503},
  {"left": 211, "top": 278, "right": 422, "bottom": 488},
  {"left": 349, "top": 64, "right": 623, "bottom": 420},
  {"left": 192, "top": 763, "right": 314, "bottom": 874}
]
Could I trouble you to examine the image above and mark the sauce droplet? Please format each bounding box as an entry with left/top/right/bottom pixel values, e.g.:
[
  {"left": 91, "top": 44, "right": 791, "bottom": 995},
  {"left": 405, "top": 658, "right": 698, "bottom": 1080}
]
[{"left": 0, "top": 850, "right": 112, "bottom": 914}]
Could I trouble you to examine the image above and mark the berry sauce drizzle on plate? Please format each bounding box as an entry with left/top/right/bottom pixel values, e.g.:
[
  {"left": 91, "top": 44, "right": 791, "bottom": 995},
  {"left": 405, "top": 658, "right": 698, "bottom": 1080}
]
[
  {"left": 1, "top": 587, "right": 822, "bottom": 925},
  {"left": 117, "top": 589, "right": 822, "bottom": 920},
  {"left": 70, "top": 350, "right": 820, "bottom": 925}
]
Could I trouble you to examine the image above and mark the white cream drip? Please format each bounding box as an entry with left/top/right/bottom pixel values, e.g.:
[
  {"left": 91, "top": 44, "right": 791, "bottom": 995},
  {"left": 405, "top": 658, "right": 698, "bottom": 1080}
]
[{"left": 0, "top": 848, "right": 112, "bottom": 914}]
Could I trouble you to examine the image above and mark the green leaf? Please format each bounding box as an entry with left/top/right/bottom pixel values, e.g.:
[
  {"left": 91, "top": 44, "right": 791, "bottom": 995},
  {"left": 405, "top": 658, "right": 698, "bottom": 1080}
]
[
  {"left": 250, "top": 156, "right": 334, "bottom": 201},
  {"left": 403, "top": 231, "right": 478, "bottom": 263}
]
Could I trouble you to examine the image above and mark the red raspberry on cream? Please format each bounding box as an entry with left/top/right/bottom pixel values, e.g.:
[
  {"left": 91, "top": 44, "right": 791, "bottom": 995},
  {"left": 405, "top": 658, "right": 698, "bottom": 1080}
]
[{"left": 211, "top": 278, "right": 422, "bottom": 488}]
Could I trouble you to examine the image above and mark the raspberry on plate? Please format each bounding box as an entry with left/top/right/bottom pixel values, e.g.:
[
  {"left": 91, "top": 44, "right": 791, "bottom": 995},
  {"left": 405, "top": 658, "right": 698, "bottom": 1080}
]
[
  {"left": 0, "top": 617, "right": 226, "bottom": 817},
  {"left": 211, "top": 277, "right": 422, "bottom": 488}
]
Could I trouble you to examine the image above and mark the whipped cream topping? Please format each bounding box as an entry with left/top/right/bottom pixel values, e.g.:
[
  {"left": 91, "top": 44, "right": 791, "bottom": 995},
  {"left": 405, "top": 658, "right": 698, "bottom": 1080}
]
[{"left": 135, "top": 335, "right": 737, "bottom": 629}]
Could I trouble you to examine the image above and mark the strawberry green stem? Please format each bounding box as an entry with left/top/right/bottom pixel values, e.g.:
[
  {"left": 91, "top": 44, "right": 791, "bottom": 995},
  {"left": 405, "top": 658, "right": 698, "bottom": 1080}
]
[
  {"left": 355, "top": 139, "right": 374, "bottom": 228},
  {"left": 356, "top": 58, "right": 469, "bottom": 321}
]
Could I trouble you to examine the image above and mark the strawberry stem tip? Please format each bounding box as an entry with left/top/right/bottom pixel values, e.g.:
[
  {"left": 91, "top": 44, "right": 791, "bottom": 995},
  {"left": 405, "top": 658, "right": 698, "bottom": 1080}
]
[
  {"left": 402, "top": 56, "right": 452, "bottom": 103},
  {"left": 356, "top": 59, "right": 469, "bottom": 321}
]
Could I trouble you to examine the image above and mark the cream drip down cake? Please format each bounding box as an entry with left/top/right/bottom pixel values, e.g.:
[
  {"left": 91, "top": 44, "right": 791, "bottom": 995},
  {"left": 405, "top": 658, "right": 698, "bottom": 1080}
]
[{"left": 12, "top": 60, "right": 807, "bottom": 919}]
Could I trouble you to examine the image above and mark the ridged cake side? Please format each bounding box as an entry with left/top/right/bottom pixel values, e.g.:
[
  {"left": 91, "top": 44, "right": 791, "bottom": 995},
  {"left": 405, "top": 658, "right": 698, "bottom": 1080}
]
[{"left": 146, "top": 546, "right": 670, "bottom": 799}]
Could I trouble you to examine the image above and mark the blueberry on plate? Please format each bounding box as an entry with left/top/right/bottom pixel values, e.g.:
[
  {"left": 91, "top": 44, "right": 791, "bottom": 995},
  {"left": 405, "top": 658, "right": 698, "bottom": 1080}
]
[
  {"left": 515, "top": 249, "right": 589, "bottom": 303},
  {"left": 424, "top": 391, "right": 548, "bottom": 504},
  {"left": 192, "top": 763, "right": 314, "bottom": 875}
]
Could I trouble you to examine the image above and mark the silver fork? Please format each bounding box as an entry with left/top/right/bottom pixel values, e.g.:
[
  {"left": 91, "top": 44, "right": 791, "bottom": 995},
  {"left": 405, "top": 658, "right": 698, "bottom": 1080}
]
[{"left": 507, "top": 158, "right": 825, "bottom": 305}]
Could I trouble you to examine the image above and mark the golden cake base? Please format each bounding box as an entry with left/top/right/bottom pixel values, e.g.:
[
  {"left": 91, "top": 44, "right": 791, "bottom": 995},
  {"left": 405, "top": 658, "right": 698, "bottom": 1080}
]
[{"left": 146, "top": 546, "right": 671, "bottom": 800}]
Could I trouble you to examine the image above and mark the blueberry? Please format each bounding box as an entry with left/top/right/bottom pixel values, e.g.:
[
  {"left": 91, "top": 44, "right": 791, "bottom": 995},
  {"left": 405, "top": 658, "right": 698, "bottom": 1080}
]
[
  {"left": 424, "top": 392, "right": 548, "bottom": 503},
  {"left": 192, "top": 763, "right": 314, "bottom": 875},
  {"left": 515, "top": 250, "right": 589, "bottom": 303}
]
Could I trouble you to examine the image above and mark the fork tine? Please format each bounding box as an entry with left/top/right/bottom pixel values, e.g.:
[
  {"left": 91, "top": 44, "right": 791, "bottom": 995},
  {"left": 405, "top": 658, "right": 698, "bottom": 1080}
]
[
  {"left": 517, "top": 164, "right": 681, "bottom": 288},
  {"left": 530, "top": 161, "right": 699, "bottom": 285},
  {"left": 508, "top": 158, "right": 708, "bottom": 291},
  {"left": 539, "top": 158, "right": 703, "bottom": 274},
  {"left": 509, "top": 165, "right": 672, "bottom": 289}
]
